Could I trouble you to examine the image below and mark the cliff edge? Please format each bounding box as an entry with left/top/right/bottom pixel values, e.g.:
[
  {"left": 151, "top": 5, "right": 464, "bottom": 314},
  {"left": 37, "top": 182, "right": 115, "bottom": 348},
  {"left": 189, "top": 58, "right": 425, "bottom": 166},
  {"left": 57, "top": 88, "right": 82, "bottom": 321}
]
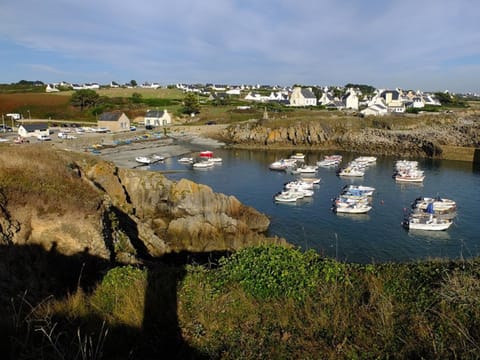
[{"left": 0, "top": 145, "right": 283, "bottom": 263}]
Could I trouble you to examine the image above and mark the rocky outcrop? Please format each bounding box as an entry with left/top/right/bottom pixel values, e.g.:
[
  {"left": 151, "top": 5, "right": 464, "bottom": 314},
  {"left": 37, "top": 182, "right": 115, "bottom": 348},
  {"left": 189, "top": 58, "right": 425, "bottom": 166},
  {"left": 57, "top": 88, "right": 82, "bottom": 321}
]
[
  {"left": 84, "top": 162, "right": 275, "bottom": 257},
  {"left": 0, "top": 148, "right": 283, "bottom": 264},
  {"left": 221, "top": 114, "right": 480, "bottom": 159}
]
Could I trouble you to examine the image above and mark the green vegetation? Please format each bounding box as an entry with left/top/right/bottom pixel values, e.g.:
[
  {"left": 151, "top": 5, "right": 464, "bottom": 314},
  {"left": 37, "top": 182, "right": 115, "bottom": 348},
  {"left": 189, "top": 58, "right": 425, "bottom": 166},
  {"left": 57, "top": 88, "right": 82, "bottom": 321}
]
[
  {"left": 182, "top": 92, "right": 201, "bottom": 114},
  {"left": 5, "top": 244, "right": 480, "bottom": 358},
  {"left": 434, "top": 92, "right": 468, "bottom": 108},
  {"left": 0, "top": 80, "right": 45, "bottom": 93},
  {"left": 345, "top": 83, "right": 376, "bottom": 96}
]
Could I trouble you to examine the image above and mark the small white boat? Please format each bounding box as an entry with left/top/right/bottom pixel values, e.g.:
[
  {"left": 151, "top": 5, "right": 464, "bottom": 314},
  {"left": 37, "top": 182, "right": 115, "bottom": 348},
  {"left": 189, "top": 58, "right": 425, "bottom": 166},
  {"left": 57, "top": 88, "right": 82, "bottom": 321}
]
[
  {"left": 274, "top": 190, "right": 303, "bottom": 203},
  {"left": 152, "top": 154, "right": 165, "bottom": 162},
  {"left": 342, "top": 185, "right": 375, "bottom": 197},
  {"left": 178, "top": 157, "right": 194, "bottom": 163},
  {"left": 285, "top": 180, "right": 314, "bottom": 190},
  {"left": 293, "top": 165, "right": 318, "bottom": 174},
  {"left": 395, "top": 173, "right": 425, "bottom": 183},
  {"left": 269, "top": 158, "right": 296, "bottom": 171},
  {"left": 299, "top": 177, "right": 321, "bottom": 185},
  {"left": 209, "top": 157, "right": 223, "bottom": 163},
  {"left": 338, "top": 167, "right": 365, "bottom": 177},
  {"left": 135, "top": 156, "right": 152, "bottom": 164},
  {"left": 334, "top": 203, "right": 372, "bottom": 214},
  {"left": 193, "top": 160, "right": 215, "bottom": 169},
  {"left": 317, "top": 159, "right": 339, "bottom": 167},
  {"left": 404, "top": 216, "right": 453, "bottom": 231},
  {"left": 290, "top": 153, "right": 305, "bottom": 160}
]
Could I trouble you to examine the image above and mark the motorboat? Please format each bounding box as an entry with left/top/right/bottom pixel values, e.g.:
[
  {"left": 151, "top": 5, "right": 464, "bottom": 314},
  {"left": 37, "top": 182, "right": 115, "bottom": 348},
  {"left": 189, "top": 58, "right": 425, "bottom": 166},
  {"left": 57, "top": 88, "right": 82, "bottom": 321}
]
[
  {"left": 338, "top": 167, "right": 365, "bottom": 177},
  {"left": 299, "top": 177, "right": 321, "bottom": 185},
  {"left": 274, "top": 190, "right": 304, "bottom": 203},
  {"left": 199, "top": 150, "right": 214, "bottom": 158},
  {"left": 290, "top": 153, "right": 305, "bottom": 160},
  {"left": 285, "top": 180, "right": 314, "bottom": 190},
  {"left": 152, "top": 154, "right": 165, "bottom": 162},
  {"left": 342, "top": 185, "right": 375, "bottom": 197},
  {"left": 269, "top": 161, "right": 288, "bottom": 171},
  {"left": 178, "top": 157, "right": 194, "bottom": 163},
  {"left": 334, "top": 203, "right": 372, "bottom": 214},
  {"left": 135, "top": 156, "right": 152, "bottom": 164},
  {"left": 395, "top": 172, "right": 425, "bottom": 183},
  {"left": 293, "top": 165, "right": 318, "bottom": 174},
  {"left": 354, "top": 156, "right": 377, "bottom": 165},
  {"left": 403, "top": 216, "right": 453, "bottom": 231},
  {"left": 317, "top": 159, "right": 339, "bottom": 167},
  {"left": 269, "top": 158, "right": 296, "bottom": 171},
  {"left": 193, "top": 159, "right": 215, "bottom": 169}
]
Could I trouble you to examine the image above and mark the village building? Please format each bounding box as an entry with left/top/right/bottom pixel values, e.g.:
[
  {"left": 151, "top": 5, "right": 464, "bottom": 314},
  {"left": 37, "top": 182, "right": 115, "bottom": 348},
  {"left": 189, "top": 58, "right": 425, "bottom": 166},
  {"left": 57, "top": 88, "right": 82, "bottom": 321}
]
[
  {"left": 144, "top": 109, "right": 172, "bottom": 127},
  {"left": 18, "top": 123, "right": 50, "bottom": 138},
  {"left": 343, "top": 88, "right": 360, "bottom": 110},
  {"left": 98, "top": 111, "right": 130, "bottom": 132},
  {"left": 289, "top": 87, "right": 317, "bottom": 106}
]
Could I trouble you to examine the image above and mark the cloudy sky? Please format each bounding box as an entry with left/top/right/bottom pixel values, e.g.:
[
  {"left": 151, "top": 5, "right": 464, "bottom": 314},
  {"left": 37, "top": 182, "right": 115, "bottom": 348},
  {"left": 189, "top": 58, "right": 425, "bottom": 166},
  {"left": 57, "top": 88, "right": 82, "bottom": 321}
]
[{"left": 1, "top": 0, "right": 479, "bottom": 92}]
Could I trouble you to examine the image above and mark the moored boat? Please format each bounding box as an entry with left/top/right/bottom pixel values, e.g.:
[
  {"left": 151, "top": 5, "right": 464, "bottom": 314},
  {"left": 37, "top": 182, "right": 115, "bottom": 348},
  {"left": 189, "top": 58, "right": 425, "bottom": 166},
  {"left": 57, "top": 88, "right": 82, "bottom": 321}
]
[
  {"left": 403, "top": 216, "right": 453, "bottom": 231},
  {"left": 178, "top": 157, "right": 194, "bottom": 163},
  {"left": 135, "top": 156, "right": 152, "bottom": 164}
]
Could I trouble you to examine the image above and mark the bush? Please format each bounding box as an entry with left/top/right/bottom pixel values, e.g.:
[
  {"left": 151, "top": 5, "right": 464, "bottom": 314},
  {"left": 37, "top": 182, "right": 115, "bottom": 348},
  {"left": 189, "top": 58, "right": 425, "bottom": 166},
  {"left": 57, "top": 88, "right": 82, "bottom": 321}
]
[
  {"left": 91, "top": 266, "right": 146, "bottom": 319},
  {"left": 215, "top": 245, "right": 322, "bottom": 300}
]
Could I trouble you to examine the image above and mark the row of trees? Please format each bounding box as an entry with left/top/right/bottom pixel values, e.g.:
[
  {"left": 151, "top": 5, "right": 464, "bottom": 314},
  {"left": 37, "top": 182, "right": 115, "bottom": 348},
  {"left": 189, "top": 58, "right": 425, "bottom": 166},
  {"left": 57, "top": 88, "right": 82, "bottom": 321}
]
[{"left": 70, "top": 89, "right": 201, "bottom": 115}]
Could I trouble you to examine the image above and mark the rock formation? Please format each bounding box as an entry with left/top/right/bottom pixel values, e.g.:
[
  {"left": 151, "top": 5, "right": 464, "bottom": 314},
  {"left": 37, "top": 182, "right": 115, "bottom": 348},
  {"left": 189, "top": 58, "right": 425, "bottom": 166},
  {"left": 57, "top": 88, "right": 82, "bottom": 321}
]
[
  {"left": 0, "top": 147, "right": 283, "bottom": 264},
  {"left": 221, "top": 113, "right": 480, "bottom": 159}
]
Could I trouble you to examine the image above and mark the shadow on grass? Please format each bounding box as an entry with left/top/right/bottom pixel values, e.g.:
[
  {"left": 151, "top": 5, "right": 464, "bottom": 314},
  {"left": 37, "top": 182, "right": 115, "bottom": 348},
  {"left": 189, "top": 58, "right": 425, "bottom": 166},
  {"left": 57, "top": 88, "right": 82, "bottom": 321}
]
[{"left": 0, "top": 242, "right": 221, "bottom": 359}]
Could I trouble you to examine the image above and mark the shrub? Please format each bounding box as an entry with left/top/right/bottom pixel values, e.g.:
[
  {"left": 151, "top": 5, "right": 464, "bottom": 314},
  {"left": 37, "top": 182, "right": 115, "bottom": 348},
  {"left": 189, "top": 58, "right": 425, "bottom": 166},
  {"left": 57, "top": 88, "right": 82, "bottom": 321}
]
[
  {"left": 215, "top": 245, "right": 322, "bottom": 300},
  {"left": 91, "top": 265, "right": 146, "bottom": 325}
]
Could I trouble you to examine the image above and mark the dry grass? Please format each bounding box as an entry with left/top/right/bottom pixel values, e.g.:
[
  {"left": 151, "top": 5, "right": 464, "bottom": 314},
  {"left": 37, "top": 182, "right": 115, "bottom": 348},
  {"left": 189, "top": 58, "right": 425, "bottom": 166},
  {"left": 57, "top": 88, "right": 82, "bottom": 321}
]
[{"left": 0, "top": 144, "right": 101, "bottom": 213}]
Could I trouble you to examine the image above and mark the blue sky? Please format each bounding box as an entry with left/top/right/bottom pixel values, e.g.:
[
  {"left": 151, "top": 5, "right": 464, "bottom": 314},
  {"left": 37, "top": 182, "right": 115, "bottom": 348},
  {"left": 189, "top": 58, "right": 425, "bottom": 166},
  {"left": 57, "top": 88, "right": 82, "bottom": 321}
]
[{"left": 1, "top": 0, "right": 479, "bottom": 93}]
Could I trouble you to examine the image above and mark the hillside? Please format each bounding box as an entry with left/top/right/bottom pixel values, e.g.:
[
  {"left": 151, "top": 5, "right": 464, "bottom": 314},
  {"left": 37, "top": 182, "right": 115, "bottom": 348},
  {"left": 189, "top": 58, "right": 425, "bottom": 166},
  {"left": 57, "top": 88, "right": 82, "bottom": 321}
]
[{"left": 0, "top": 144, "right": 479, "bottom": 358}]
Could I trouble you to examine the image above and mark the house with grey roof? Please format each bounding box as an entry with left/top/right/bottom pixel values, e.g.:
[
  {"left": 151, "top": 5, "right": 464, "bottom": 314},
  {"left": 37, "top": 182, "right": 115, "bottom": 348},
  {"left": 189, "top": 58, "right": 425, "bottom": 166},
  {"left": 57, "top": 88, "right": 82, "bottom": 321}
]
[
  {"left": 18, "top": 123, "right": 50, "bottom": 138},
  {"left": 289, "top": 87, "right": 317, "bottom": 107},
  {"left": 144, "top": 109, "right": 172, "bottom": 127},
  {"left": 98, "top": 111, "right": 130, "bottom": 132}
]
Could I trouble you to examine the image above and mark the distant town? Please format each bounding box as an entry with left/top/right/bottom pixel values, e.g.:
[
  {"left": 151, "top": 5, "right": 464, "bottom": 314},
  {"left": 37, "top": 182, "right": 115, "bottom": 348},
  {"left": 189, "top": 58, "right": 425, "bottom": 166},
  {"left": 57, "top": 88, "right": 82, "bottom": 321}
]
[{"left": 38, "top": 79, "right": 478, "bottom": 117}]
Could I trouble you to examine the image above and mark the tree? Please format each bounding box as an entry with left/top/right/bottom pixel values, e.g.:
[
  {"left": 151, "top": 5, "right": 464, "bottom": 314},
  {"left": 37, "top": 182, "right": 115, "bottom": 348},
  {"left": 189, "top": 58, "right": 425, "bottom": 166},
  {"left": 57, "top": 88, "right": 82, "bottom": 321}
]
[
  {"left": 130, "top": 92, "right": 143, "bottom": 104},
  {"left": 182, "top": 92, "right": 200, "bottom": 114},
  {"left": 130, "top": 80, "right": 137, "bottom": 87},
  {"left": 70, "top": 89, "right": 100, "bottom": 111}
]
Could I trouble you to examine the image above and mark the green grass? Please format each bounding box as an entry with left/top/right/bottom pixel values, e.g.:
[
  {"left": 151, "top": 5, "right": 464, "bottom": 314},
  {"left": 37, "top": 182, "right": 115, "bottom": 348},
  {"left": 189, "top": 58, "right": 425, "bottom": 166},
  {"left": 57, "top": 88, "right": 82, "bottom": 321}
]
[{"left": 7, "top": 245, "right": 480, "bottom": 359}]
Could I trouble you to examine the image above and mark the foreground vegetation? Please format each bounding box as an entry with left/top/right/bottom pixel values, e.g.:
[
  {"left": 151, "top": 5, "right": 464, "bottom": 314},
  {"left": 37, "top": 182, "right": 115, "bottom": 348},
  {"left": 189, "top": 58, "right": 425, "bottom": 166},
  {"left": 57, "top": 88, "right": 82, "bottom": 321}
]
[{"left": 4, "top": 244, "right": 480, "bottom": 359}]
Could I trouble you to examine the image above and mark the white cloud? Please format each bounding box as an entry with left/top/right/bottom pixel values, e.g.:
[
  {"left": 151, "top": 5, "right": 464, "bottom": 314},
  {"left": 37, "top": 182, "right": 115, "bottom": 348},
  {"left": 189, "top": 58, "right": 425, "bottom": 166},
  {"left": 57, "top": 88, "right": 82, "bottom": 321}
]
[{"left": 0, "top": 0, "right": 479, "bottom": 91}]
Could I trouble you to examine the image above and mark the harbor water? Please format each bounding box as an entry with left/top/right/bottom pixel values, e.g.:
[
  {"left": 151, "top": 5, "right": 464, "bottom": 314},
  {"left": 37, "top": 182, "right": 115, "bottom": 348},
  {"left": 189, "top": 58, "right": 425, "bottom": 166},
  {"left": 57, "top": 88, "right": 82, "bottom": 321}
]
[{"left": 150, "top": 149, "right": 480, "bottom": 264}]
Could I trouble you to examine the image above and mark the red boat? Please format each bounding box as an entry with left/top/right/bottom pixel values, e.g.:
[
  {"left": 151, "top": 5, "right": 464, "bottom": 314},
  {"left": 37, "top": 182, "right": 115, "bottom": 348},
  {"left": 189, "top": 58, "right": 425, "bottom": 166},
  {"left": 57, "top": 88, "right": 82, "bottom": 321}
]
[{"left": 199, "top": 150, "right": 213, "bottom": 158}]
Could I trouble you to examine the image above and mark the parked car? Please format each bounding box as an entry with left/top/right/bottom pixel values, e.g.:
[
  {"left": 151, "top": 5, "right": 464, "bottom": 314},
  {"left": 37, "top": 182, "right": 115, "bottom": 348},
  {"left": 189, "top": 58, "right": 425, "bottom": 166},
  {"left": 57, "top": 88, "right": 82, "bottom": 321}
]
[
  {"left": 0, "top": 125, "right": 13, "bottom": 132},
  {"left": 37, "top": 134, "right": 52, "bottom": 141}
]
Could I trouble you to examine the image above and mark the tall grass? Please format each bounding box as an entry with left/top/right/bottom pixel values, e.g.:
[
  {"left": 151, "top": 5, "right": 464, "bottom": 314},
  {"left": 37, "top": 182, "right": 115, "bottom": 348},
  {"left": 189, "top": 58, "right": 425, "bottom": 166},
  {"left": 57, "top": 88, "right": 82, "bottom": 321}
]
[
  {"left": 0, "top": 145, "right": 100, "bottom": 213},
  {"left": 7, "top": 246, "right": 480, "bottom": 358}
]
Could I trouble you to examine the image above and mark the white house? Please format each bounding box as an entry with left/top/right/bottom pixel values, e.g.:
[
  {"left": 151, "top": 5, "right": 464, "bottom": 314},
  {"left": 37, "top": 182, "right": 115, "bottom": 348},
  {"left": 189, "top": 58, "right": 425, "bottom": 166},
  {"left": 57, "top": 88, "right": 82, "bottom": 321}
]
[
  {"left": 18, "top": 123, "right": 50, "bottom": 138},
  {"left": 244, "top": 92, "right": 268, "bottom": 102},
  {"left": 45, "top": 84, "right": 59, "bottom": 93},
  {"left": 361, "top": 97, "right": 389, "bottom": 116},
  {"left": 360, "top": 103, "right": 388, "bottom": 116},
  {"left": 343, "top": 88, "right": 359, "bottom": 110},
  {"left": 144, "top": 109, "right": 172, "bottom": 126},
  {"left": 319, "top": 92, "right": 336, "bottom": 106},
  {"left": 289, "top": 87, "right": 317, "bottom": 107},
  {"left": 226, "top": 88, "right": 241, "bottom": 95}
]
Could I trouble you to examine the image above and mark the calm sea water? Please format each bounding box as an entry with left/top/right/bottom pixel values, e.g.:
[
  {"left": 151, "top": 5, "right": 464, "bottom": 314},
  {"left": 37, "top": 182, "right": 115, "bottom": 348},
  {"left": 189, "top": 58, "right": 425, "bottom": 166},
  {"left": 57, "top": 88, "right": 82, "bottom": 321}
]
[{"left": 150, "top": 149, "right": 480, "bottom": 264}]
